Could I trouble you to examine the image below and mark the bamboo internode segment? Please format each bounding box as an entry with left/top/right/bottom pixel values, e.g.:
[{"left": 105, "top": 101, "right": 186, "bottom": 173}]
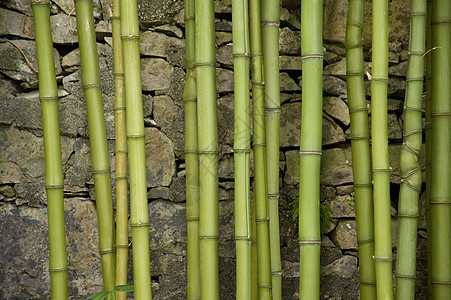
[
  {"left": 346, "top": 0, "right": 377, "bottom": 298},
  {"left": 299, "top": 1, "right": 323, "bottom": 299},
  {"left": 31, "top": 0, "right": 68, "bottom": 298},
  {"left": 430, "top": 1, "right": 451, "bottom": 298}
]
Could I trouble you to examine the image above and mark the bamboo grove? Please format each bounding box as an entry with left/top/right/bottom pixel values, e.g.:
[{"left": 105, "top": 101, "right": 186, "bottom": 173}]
[{"left": 28, "top": 0, "right": 450, "bottom": 299}]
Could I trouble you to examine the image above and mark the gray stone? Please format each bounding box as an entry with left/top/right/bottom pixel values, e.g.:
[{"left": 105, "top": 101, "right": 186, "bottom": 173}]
[
  {"left": 168, "top": 176, "right": 185, "bottom": 202},
  {"left": 321, "top": 236, "right": 343, "bottom": 266},
  {"left": 280, "top": 72, "right": 301, "bottom": 91},
  {"left": 336, "top": 185, "right": 354, "bottom": 195},
  {"left": 50, "top": 14, "right": 78, "bottom": 44},
  {"left": 145, "top": 128, "right": 176, "bottom": 187},
  {"left": 0, "top": 7, "right": 34, "bottom": 39},
  {"left": 0, "top": 185, "right": 15, "bottom": 198},
  {"left": 321, "top": 255, "right": 358, "bottom": 279},
  {"left": 323, "top": 96, "right": 350, "bottom": 126},
  {"left": 280, "top": 102, "right": 301, "bottom": 148},
  {"left": 216, "top": 68, "right": 234, "bottom": 94},
  {"left": 329, "top": 195, "right": 356, "bottom": 218},
  {"left": 218, "top": 154, "right": 234, "bottom": 179},
  {"left": 389, "top": 61, "right": 408, "bottom": 77},
  {"left": 284, "top": 150, "right": 299, "bottom": 186},
  {"left": 141, "top": 58, "right": 173, "bottom": 92},
  {"left": 281, "top": 0, "right": 300, "bottom": 9},
  {"left": 280, "top": 7, "right": 301, "bottom": 30},
  {"left": 215, "top": 20, "right": 233, "bottom": 32},
  {"left": 331, "top": 220, "right": 358, "bottom": 250},
  {"left": 53, "top": 0, "right": 102, "bottom": 18},
  {"left": 95, "top": 20, "right": 112, "bottom": 38},
  {"left": 217, "top": 94, "right": 235, "bottom": 147},
  {"left": 215, "top": 1, "right": 232, "bottom": 14},
  {"left": 215, "top": 31, "right": 233, "bottom": 47},
  {"left": 4, "top": 0, "right": 33, "bottom": 15},
  {"left": 138, "top": 0, "right": 184, "bottom": 27},
  {"left": 216, "top": 44, "right": 233, "bottom": 68},
  {"left": 323, "top": 0, "right": 348, "bottom": 44},
  {"left": 321, "top": 148, "right": 353, "bottom": 186},
  {"left": 279, "top": 56, "right": 302, "bottom": 71},
  {"left": 323, "top": 75, "right": 347, "bottom": 96},
  {"left": 155, "top": 24, "right": 183, "bottom": 38},
  {"left": 65, "top": 138, "right": 93, "bottom": 187},
  {"left": 140, "top": 31, "right": 185, "bottom": 61},
  {"left": 324, "top": 51, "right": 341, "bottom": 65},
  {"left": 279, "top": 27, "right": 301, "bottom": 55},
  {"left": 0, "top": 40, "right": 61, "bottom": 85},
  {"left": 323, "top": 115, "right": 346, "bottom": 145}
]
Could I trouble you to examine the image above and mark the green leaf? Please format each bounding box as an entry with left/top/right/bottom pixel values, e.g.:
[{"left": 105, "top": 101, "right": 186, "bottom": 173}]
[
  {"left": 87, "top": 291, "right": 110, "bottom": 300},
  {"left": 113, "top": 285, "right": 134, "bottom": 293}
]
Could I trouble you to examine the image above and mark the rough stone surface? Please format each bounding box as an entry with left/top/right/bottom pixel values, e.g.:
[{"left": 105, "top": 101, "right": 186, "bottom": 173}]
[
  {"left": 279, "top": 56, "right": 302, "bottom": 71},
  {"left": 140, "top": 31, "right": 185, "bottom": 61},
  {"left": 50, "top": 14, "right": 78, "bottom": 45},
  {"left": 141, "top": 58, "right": 173, "bottom": 92},
  {"left": 323, "top": 96, "right": 350, "bottom": 126},
  {"left": 137, "top": 0, "right": 184, "bottom": 27},
  {"left": 145, "top": 127, "right": 176, "bottom": 187},
  {"left": 321, "top": 148, "right": 353, "bottom": 186},
  {"left": 329, "top": 195, "right": 356, "bottom": 218},
  {"left": 331, "top": 220, "right": 358, "bottom": 250},
  {"left": 323, "top": 0, "right": 347, "bottom": 44},
  {"left": 279, "top": 27, "right": 301, "bottom": 55},
  {"left": 216, "top": 68, "right": 234, "bottom": 94},
  {"left": 0, "top": 7, "right": 34, "bottom": 39}
]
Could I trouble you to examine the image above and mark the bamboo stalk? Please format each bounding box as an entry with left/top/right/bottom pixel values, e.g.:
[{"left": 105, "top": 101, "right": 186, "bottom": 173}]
[
  {"left": 119, "top": 0, "right": 152, "bottom": 298},
  {"left": 111, "top": 0, "right": 128, "bottom": 298},
  {"left": 371, "top": 0, "right": 393, "bottom": 299},
  {"left": 395, "top": 0, "right": 426, "bottom": 298},
  {"left": 74, "top": 0, "right": 116, "bottom": 291},
  {"left": 260, "top": 0, "right": 282, "bottom": 297},
  {"left": 345, "top": 0, "right": 377, "bottom": 298},
  {"left": 430, "top": 0, "right": 451, "bottom": 298},
  {"left": 424, "top": 1, "right": 433, "bottom": 298},
  {"left": 31, "top": 0, "right": 68, "bottom": 298},
  {"left": 194, "top": 0, "right": 219, "bottom": 299},
  {"left": 232, "top": 0, "right": 252, "bottom": 298},
  {"left": 251, "top": 192, "right": 258, "bottom": 300},
  {"left": 299, "top": 0, "right": 323, "bottom": 299},
  {"left": 183, "top": 0, "right": 200, "bottom": 298}
]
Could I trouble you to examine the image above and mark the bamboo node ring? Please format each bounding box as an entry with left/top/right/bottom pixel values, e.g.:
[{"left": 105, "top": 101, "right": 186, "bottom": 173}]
[
  {"left": 301, "top": 54, "right": 324, "bottom": 60},
  {"left": 345, "top": 42, "right": 363, "bottom": 49},
  {"left": 233, "top": 148, "right": 251, "bottom": 153},
  {"left": 233, "top": 52, "right": 249, "bottom": 58},
  {"left": 116, "top": 149, "right": 127, "bottom": 154},
  {"left": 357, "top": 238, "right": 374, "bottom": 244},
  {"left": 430, "top": 280, "right": 451, "bottom": 285},
  {"left": 194, "top": 62, "right": 215, "bottom": 68},
  {"left": 99, "top": 248, "right": 116, "bottom": 255},
  {"left": 372, "top": 256, "right": 393, "bottom": 262},
  {"left": 252, "top": 81, "right": 265, "bottom": 86},
  {"left": 268, "top": 193, "right": 280, "bottom": 199},
  {"left": 430, "top": 111, "right": 451, "bottom": 117},
  {"left": 409, "top": 12, "right": 427, "bottom": 17},
  {"left": 126, "top": 134, "right": 145, "bottom": 138},
  {"left": 115, "top": 175, "right": 127, "bottom": 180},
  {"left": 261, "top": 21, "right": 280, "bottom": 27},
  {"left": 186, "top": 64, "right": 196, "bottom": 69},
  {"left": 49, "top": 267, "right": 68, "bottom": 272},
  {"left": 397, "top": 213, "right": 419, "bottom": 218},
  {"left": 116, "top": 244, "right": 129, "bottom": 249},
  {"left": 405, "top": 77, "right": 424, "bottom": 82},
  {"left": 256, "top": 217, "right": 270, "bottom": 222},
  {"left": 183, "top": 96, "right": 197, "bottom": 102},
  {"left": 372, "top": 168, "right": 391, "bottom": 173},
  {"left": 403, "top": 129, "right": 423, "bottom": 137},
  {"left": 346, "top": 72, "right": 365, "bottom": 76},
  {"left": 198, "top": 235, "right": 219, "bottom": 240},
  {"left": 258, "top": 284, "right": 272, "bottom": 289},
  {"left": 91, "top": 169, "right": 110, "bottom": 175},
  {"left": 82, "top": 83, "right": 101, "bottom": 90},
  {"left": 39, "top": 96, "right": 59, "bottom": 101},
  {"left": 431, "top": 19, "right": 451, "bottom": 24},
  {"left": 265, "top": 107, "right": 281, "bottom": 113},
  {"left": 110, "top": 16, "right": 121, "bottom": 21},
  {"left": 250, "top": 52, "right": 263, "bottom": 58},
  {"left": 370, "top": 77, "right": 388, "bottom": 82},
  {"left": 121, "top": 35, "right": 140, "bottom": 40},
  {"left": 252, "top": 143, "right": 267, "bottom": 148},
  {"left": 45, "top": 184, "right": 64, "bottom": 189},
  {"left": 184, "top": 15, "right": 195, "bottom": 21},
  {"left": 346, "top": 21, "right": 362, "bottom": 29},
  {"left": 235, "top": 235, "right": 252, "bottom": 241},
  {"left": 114, "top": 72, "right": 124, "bottom": 77},
  {"left": 299, "top": 150, "right": 322, "bottom": 156},
  {"left": 354, "top": 183, "right": 372, "bottom": 187},
  {"left": 401, "top": 165, "right": 420, "bottom": 179},
  {"left": 360, "top": 280, "right": 376, "bottom": 285},
  {"left": 401, "top": 143, "right": 420, "bottom": 157},
  {"left": 407, "top": 51, "right": 424, "bottom": 56},
  {"left": 186, "top": 216, "right": 200, "bottom": 221},
  {"left": 299, "top": 240, "right": 321, "bottom": 245},
  {"left": 429, "top": 200, "right": 451, "bottom": 205},
  {"left": 130, "top": 221, "right": 150, "bottom": 227},
  {"left": 272, "top": 271, "right": 283, "bottom": 276}
]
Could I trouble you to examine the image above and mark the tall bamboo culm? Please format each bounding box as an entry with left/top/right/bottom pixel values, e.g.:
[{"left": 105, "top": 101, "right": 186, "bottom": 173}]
[
  {"left": 250, "top": 0, "right": 272, "bottom": 298},
  {"left": 430, "top": 0, "right": 451, "bottom": 298},
  {"left": 31, "top": 1, "right": 68, "bottom": 298},
  {"left": 183, "top": 0, "right": 200, "bottom": 298},
  {"left": 119, "top": 0, "right": 152, "bottom": 298},
  {"left": 299, "top": 0, "right": 323, "bottom": 299},
  {"left": 111, "top": 0, "right": 128, "bottom": 298},
  {"left": 424, "top": 1, "right": 432, "bottom": 297},
  {"left": 232, "top": 0, "right": 252, "bottom": 298},
  {"left": 251, "top": 193, "right": 258, "bottom": 300},
  {"left": 260, "top": 0, "right": 282, "bottom": 297},
  {"left": 74, "top": 0, "right": 116, "bottom": 291},
  {"left": 395, "top": 0, "right": 426, "bottom": 298},
  {"left": 345, "top": 0, "right": 377, "bottom": 298},
  {"left": 195, "top": 0, "right": 219, "bottom": 299},
  {"left": 371, "top": 0, "right": 393, "bottom": 299}
]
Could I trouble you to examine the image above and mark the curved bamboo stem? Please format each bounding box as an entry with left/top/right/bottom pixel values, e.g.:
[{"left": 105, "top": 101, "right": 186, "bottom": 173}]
[
  {"left": 371, "top": 0, "right": 393, "bottom": 299},
  {"left": 120, "top": 0, "right": 152, "bottom": 298},
  {"left": 183, "top": 0, "right": 200, "bottom": 298},
  {"left": 31, "top": 0, "right": 68, "bottom": 298},
  {"left": 194, "top": 0, "right": 219, "bottom": 299},
  {"left": 111, "top": 0, "right": 128, "bottom": 298},
  {"left": 74, "top": 0, "right": 116, "bottom": 291},
  {"left": 232, "top": 0, "right": 252, "bottom": 298},
  {"left": 430, "top": 0, "right": 451, "bottom": 298},
  {"left": 395, "top": 0, "right": 426, "bottom": 298},
  {"left": 299, "top": 1, "right": 323, "bottom": 299},
  {"left": 260, "top": 0, "right": 282, "bottom": 297},
  {"left": 345, "top": 0, "right": 377, "bottom": 298}
]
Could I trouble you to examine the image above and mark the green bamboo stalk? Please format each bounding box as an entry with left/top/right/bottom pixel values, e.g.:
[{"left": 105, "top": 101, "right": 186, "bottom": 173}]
[
  {"left": 260, "top": 0, "right": 282, "bottom": 297},
  {"left": 74, "top": 0, "right": 116, "bottom": 291},
  {"left": 183, "top": 0, "right": 200, "bottom": 298},
  {"left": 371, "top": 0, "right": 393, "bottom": 299},
  {"left": 111, "top": 0, "right": 128, "bottom": 298},
  {"left": 232, "top": 0, "right": 252, "bottom": 298},
  {"left": 251, "top": 192, "right": 258, "bottom": 300},
  {"left": 424, "top": 1, "right": 432, "bottom": 298},
  {"left": 345, "top": 0, "right": 377, "bottom": 298},
  {"left": 31, "top": 1, "right": 68, "bottom": 298},
  {"left": 119, "top": 0, "right": 152, "bottom": 298},
  {"left": 194, "top": 0, "right": 219, "bottom": 299},
  {"left": 395, "top": 0, "right": 426, "bottom": 298},
  {"left": 299, "top": 0, "right": 323, "bottom": 299},
  {"left": 430, "top": 0, "right": 451, "bottom": 298}
]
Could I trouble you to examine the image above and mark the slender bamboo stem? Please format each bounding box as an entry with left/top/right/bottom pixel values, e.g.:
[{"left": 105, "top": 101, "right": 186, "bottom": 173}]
[
  {"left": 371, "top": 0, "right": 393, "bottom": 299},
  {"left": 424, "top": 1, "right": 433, "bottom": 298},
  {"left": 345, "top": 0, "right": 377, "bottom": 298},
  {"left": 430, "top": 0, "right": 451, "bottom": 298},
  {"left": 183, "top": 0, "right": 200, "bottom": 298},
  {"left": 111, "top": 0, "right": 128, "bottom": 298},
  {"left": 395, "top": 0, "right": 426, "bottom": 298},
  {"left": 299, "top": 1, "right": 323, "bottom": 299},
  {"left": 232, "top": 0, "right": 252, "bottom": 298},
  {"left": 74, "top": 0, "right": 116, "bottom": 291},
  {"left": 194, "top": 0, "right": 219, "bottom": 299},
  {"left": 260, "top": 0, "right": 282, "bottom": 297},
  {"left": 119, "top": 0, "right": 152, "bottom": 298},
  {"left": 31, "top": 1, "right": 68, "bottom": 298},
  {"left": 251, "top": 192, "right": 258, "bottom": 300}
]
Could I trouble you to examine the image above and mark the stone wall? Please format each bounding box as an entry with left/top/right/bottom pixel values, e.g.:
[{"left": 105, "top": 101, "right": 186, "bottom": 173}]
[{"left": 0, "top": 0, "right": 428, "bottom": 299}]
